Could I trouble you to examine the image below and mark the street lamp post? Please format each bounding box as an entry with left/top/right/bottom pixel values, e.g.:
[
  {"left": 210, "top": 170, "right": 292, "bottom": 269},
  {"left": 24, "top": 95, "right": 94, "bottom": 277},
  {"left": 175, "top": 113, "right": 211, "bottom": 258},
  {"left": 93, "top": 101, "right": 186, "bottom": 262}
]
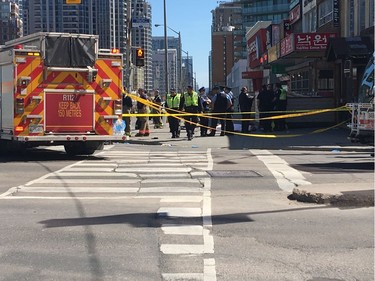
[
  {"left": 163, "top": 0, "right": 169, "bottom": 96},
  {"left": 182, "top": 49, "right": 192, "bottom": 89},
  {"left": 155, "top": 24, "right": 182, "bottom": 93}
]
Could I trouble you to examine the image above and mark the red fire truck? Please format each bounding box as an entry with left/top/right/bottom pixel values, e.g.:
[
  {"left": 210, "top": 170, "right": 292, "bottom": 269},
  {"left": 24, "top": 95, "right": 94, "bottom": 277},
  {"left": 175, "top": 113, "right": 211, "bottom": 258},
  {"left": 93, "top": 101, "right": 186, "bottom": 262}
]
[{"left": 0, "top": 32, "right": 126, "bottom": 155}]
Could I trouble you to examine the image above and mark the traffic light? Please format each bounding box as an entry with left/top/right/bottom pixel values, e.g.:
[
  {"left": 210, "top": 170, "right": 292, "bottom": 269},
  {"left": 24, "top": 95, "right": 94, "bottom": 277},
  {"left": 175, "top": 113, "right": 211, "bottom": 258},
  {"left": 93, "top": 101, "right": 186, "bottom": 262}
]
[{"left": 135, "top": 48, "right": 145, "bottom": 67}]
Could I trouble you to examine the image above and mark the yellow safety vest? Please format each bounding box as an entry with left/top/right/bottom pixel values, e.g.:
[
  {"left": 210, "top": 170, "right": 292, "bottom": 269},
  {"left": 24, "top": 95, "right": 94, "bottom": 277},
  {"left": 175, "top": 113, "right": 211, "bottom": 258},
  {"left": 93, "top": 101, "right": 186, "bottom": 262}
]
[
  {"left": 183, "top": 91, "right": 199, "bottom": 106},
  {"left": 167, "top": 93, "right": 181, "bottom": 108}
]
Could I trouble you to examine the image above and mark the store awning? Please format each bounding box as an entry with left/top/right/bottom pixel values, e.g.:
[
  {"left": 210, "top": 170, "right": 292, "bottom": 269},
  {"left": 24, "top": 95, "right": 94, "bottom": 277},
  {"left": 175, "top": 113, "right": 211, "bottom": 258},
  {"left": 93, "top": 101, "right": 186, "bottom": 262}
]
[{"left": 326, "top": 36, "right": 374, "bottom": 62}]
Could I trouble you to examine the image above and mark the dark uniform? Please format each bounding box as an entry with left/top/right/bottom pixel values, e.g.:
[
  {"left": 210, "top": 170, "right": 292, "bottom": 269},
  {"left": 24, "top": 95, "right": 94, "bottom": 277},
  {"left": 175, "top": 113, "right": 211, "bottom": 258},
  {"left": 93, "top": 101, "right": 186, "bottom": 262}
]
[
  {"left": 198, "top": 87, "right": 211, "bottom": 137},
  {"left": 208, "top": 86, "right": 232, "bottom": 136},
  {"left": 238, "top": 86, "right": 254, "bottom": 133}
]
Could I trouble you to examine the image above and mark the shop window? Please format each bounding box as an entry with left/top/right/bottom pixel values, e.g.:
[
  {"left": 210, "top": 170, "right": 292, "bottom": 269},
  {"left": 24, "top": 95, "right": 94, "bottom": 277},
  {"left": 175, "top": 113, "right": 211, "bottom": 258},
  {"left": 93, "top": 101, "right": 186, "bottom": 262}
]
[
  {"left": 291, "top": 71, "right": 309, "bottom": 95},
  {"left": 318, "top": 70, "right": 334, "bottom": 90}
]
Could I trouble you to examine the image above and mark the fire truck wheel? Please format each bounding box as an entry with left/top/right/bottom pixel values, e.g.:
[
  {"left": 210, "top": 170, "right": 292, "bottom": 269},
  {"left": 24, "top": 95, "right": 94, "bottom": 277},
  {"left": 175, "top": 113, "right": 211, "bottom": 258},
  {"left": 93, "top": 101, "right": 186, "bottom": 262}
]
[{"left": 64, "top": 142, "right": 102, "bottom": 156}]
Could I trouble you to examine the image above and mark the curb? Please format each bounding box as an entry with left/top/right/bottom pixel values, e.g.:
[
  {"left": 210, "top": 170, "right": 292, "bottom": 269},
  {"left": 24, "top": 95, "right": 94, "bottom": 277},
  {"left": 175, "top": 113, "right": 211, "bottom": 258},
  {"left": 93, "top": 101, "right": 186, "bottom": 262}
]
[{"left": 290, "top": 185, "right": 374, "bottom": 207}]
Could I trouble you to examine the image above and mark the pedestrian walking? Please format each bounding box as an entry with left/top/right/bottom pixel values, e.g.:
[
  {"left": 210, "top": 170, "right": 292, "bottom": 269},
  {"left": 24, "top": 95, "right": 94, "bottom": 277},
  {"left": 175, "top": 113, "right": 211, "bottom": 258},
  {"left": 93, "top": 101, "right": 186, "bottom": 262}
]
[
  {"left": 165, "top": 88, "right": 181, "bottom": 138},
  {"left": 122, "top": 87, "right": 133, "bottom": 137},
  {"left": 238, "top": 86, "right": 254, "bottom": 133},
  {"left": 198, "top": 87, "right": 211, "bottom": 137},
  {"left": 135, "top": 88, "right": 150, "bottom": 137},
  {"left": 152, "top": 89, "right": 163, "bottom": 129},
  {"left": 274, "top": 83, "right": 288, "bottom": 131},
  {"left": 179, "top": 85, "right": 202, "bottom": 140},
  {"left": 208, "top": 86, "right": 233, "bottom": 136},
  {"left": 257, "top": 84, "right": 275, "bottom": 132}
]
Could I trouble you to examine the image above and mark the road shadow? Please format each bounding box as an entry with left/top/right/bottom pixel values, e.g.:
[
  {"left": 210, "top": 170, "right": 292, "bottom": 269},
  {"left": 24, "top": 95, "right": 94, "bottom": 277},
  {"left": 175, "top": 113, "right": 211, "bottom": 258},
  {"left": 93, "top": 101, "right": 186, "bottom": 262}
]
[
  {"left": 39, "top": 206, "right": 332, "bottom": 229},
  {"left": 291, "top": 161, "right": 374, "bottom": 173},
  {"left": 0, "top": 147, "right": 106, "bottom": 163}
]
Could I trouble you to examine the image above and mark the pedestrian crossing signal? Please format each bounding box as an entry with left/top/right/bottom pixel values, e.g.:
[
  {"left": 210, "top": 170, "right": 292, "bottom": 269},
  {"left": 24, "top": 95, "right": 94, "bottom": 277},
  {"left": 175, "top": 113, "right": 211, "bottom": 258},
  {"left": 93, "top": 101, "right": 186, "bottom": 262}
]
[{"left": 135, "top": 48, "right": 145, "bottom": 66}]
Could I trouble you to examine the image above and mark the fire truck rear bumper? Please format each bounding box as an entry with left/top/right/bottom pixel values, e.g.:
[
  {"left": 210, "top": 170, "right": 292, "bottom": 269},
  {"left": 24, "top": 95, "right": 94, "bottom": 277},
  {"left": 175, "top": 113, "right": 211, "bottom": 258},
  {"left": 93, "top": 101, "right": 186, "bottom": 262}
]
[{"left": 13, "top": 135, "right": 127, "bottom": 142}]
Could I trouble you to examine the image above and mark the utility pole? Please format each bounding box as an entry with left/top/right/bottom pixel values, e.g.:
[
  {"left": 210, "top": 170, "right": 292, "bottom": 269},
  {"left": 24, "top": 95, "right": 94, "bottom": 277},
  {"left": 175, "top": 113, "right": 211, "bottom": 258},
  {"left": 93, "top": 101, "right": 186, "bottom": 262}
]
[{"left": 163, "top": 0, "right": 169, "bottom": 96}]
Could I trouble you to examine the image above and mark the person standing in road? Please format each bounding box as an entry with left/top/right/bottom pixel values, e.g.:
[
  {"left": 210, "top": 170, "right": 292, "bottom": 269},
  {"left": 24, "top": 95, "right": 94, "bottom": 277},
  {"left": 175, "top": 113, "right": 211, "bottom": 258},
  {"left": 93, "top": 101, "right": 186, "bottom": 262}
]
[
  {"left": 208, "top": 86, "right": 233, "bottom": 136},
  {"left": 122, "top": 87, "right": 133, "bottom": 137},
  {"left": 179, "top": 85, "right": 202, "bottom": 140},
  {"left": 257, "top": 84, "right": 275, "bottom": 132},
  {"left": 238, "top": 86, "right": 254, "bottom": 133},
  {"left": 224, "top": 86, "right": 235, "bottom": 135},
  {"left": 165, "top": 88, "right": 181, "bottom": 138},
  {"left": 274, "top": 83, "right": 288, "bottom": 131},
  {"left": 135, "top": 88, "right": 150, "bottom": 137},
  {"left": 152, "top": 89, "right": 163, "bottom": 129},
  {"left": 198, "top": 87, "right": 211, "bottom": 137}
]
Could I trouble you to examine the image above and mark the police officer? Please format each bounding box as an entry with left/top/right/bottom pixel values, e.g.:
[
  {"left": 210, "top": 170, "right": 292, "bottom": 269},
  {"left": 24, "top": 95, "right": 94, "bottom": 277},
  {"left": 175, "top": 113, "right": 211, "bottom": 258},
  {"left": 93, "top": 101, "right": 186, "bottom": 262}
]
[
  {"left": 122, "top": 87, "right": 133, "bottom": 137},
  {"left": 208, "top": 86, "right": 232, "bottom": 136},
  {"left": 238, "top": 86, "right": 254, "bottom": 133},
  {"left": 179, "top": 85, "right": 202, "bottom": 140},
  {"left": 274, "top": 83, "right": 287, "bottom": 131},
  {"left": 198, "top": 87, "right": 211, "bottom": 137},
  {"left": 165, "top": 88, "right": 181, "bottom": 138},
  {"left": 224, "top": 86, "right": 235, "bottom": 135}
]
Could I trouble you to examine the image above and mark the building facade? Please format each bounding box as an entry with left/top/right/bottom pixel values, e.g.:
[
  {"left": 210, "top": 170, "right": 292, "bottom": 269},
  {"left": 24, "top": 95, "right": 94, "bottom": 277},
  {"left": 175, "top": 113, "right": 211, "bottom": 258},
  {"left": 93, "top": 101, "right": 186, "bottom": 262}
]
[
  {"left": 244, "top": 0, "right": 374, "bottom": 126},
  {"left": 0, "top": 0, "right": 23, "bottom": 44},
  {"left": 131, "top": 0, "right": 152, "bottom": 92},
  {"left": 152, "top": 48, "right": 177, "bottom": 95}
]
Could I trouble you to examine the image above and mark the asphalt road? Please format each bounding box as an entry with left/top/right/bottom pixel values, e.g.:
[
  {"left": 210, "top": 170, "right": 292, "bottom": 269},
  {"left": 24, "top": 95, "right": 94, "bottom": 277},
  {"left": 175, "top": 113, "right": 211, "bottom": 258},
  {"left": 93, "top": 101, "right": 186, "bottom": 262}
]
[{"left": 0, "top": 127, "right": 373, "bottom": 281}]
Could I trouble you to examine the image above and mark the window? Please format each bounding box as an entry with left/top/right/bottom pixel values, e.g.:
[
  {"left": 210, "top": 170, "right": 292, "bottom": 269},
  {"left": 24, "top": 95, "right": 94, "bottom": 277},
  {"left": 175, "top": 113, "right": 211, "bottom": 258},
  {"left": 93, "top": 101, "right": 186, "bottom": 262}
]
[
  {"left": 291, "top": 71, "right": 309, "bottom": 94},
  {"left": 318, "top": 0, "right": 333, "bottom": 27}
]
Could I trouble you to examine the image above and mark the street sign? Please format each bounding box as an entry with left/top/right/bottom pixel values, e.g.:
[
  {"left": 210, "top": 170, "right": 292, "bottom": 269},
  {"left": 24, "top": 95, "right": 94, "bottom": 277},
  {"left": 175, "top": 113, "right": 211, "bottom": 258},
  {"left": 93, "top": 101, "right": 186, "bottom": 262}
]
[
  {"left": 132, "top": 18, "right": 150, "bottom": 28},
  {"left": 66, "top": 0, "right": 81, "bottom": 3}
]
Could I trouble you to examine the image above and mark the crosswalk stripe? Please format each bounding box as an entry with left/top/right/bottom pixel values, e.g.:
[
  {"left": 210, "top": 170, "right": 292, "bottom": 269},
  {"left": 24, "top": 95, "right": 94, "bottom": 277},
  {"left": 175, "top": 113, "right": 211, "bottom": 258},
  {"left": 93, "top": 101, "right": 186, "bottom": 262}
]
[
  {"left": 160, "top": 244, "right": 204, "bottom": 255},
  {"left": 18, "top": 187, "right": 139, "bottom": 193},
  {"left": 38, "top": 179, "right": 140, "bottom": 184},
  {"left": 140, "top": 187, "right": 202, "bottom": 193},
  {"left": 161, "top": 225, "right": 203, "bottom": 235},
  {"left": 162, "top": 273, "right": 203, "bottom": 281}
]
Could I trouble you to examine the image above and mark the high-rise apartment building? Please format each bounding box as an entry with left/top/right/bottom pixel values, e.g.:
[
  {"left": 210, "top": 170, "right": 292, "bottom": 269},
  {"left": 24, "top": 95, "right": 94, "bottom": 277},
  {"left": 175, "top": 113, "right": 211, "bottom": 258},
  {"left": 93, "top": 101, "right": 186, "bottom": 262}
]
[
  {"left": 152, "top": 49, "right": 177, "bottom": 95},
  {"left": 131, "top": 0, "right": 152, "bottom": 91},
  {"left": 0, "top": 0, "right": 23, "bottom": 44}
]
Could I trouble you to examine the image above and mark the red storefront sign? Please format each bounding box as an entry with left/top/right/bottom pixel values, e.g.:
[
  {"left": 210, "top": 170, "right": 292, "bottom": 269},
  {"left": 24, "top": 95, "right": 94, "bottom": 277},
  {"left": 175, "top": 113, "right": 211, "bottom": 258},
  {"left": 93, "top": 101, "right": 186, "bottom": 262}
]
[
  {"left": 295, "top": 33, "right": 336, "bottom": 50},
  {"left": 280, "top": 35, "right": 294, "bottom": 56}
]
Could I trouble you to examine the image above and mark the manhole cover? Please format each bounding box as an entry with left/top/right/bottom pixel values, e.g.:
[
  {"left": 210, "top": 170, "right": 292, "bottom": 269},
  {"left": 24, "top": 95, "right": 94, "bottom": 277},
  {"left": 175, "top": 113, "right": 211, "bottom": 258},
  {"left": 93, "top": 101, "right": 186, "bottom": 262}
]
[{"left": 207, "top": 170, "right": 261, "bottom": 178}]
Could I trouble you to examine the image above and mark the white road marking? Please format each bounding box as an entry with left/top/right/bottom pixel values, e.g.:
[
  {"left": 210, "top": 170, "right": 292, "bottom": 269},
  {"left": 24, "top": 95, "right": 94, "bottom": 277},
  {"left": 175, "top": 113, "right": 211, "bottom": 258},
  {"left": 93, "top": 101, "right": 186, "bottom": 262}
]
[
  {"left": 18, "top": 187, "right": 139, "bottom": 193},
  {"left": 161, "top": 225, "right": 203, "bottom": 235},
  {"left": 162, "top": 273, "right": 203, "bottom": 281},
  {"left": 157, "top": 207, "right": 201, "bottom": 217},
  {"left": 250, "top": 149, "right": 312, "bottom": 192},
  {"left": 160, "top": 244, "right": 204, "bottom": 255},
  {"left": 140, "top": 187, "right": 203, "bottom": 193}
]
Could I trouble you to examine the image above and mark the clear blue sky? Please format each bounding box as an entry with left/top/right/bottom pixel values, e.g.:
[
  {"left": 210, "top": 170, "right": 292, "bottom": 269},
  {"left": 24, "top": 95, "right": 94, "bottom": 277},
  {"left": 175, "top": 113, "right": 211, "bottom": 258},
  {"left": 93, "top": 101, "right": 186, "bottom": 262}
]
[{"left": 148, "top": 0, "right": 219, "bottom": 88}]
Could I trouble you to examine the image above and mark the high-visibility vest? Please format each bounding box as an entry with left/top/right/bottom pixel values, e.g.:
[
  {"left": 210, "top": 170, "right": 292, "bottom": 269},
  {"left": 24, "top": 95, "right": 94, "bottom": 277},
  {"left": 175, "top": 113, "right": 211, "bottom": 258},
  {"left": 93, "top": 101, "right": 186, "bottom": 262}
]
[
  {"left": 166, "top": 93, "right": 181, "bottom": 108},
  {"left": 183, "top": 91, "right": 199, "bottom": 106},
  {"left": 280, "top": 89, "right": 287, "bottom": 100}
]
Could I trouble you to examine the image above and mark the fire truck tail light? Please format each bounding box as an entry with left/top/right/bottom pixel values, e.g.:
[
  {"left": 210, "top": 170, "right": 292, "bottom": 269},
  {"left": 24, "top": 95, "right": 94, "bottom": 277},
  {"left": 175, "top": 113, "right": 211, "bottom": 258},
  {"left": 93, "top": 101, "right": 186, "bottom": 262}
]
[
  {"left": 15, "top": 126, "right": 24, "bottom": 132},
  {"left": 67, "top": 137, "right": 71, "bottom": 141},
  {"left": 14, "top": 45, "right": 23, "bottom": 49},
  {"left": 83, "top": 137, "right": 87, "bottom": 141},
  {"left": 75, "top": 137, "right": 79, "bottom": 140},
  {"left": 111, "top": 48, "right": 120, "bottom": 54}
]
